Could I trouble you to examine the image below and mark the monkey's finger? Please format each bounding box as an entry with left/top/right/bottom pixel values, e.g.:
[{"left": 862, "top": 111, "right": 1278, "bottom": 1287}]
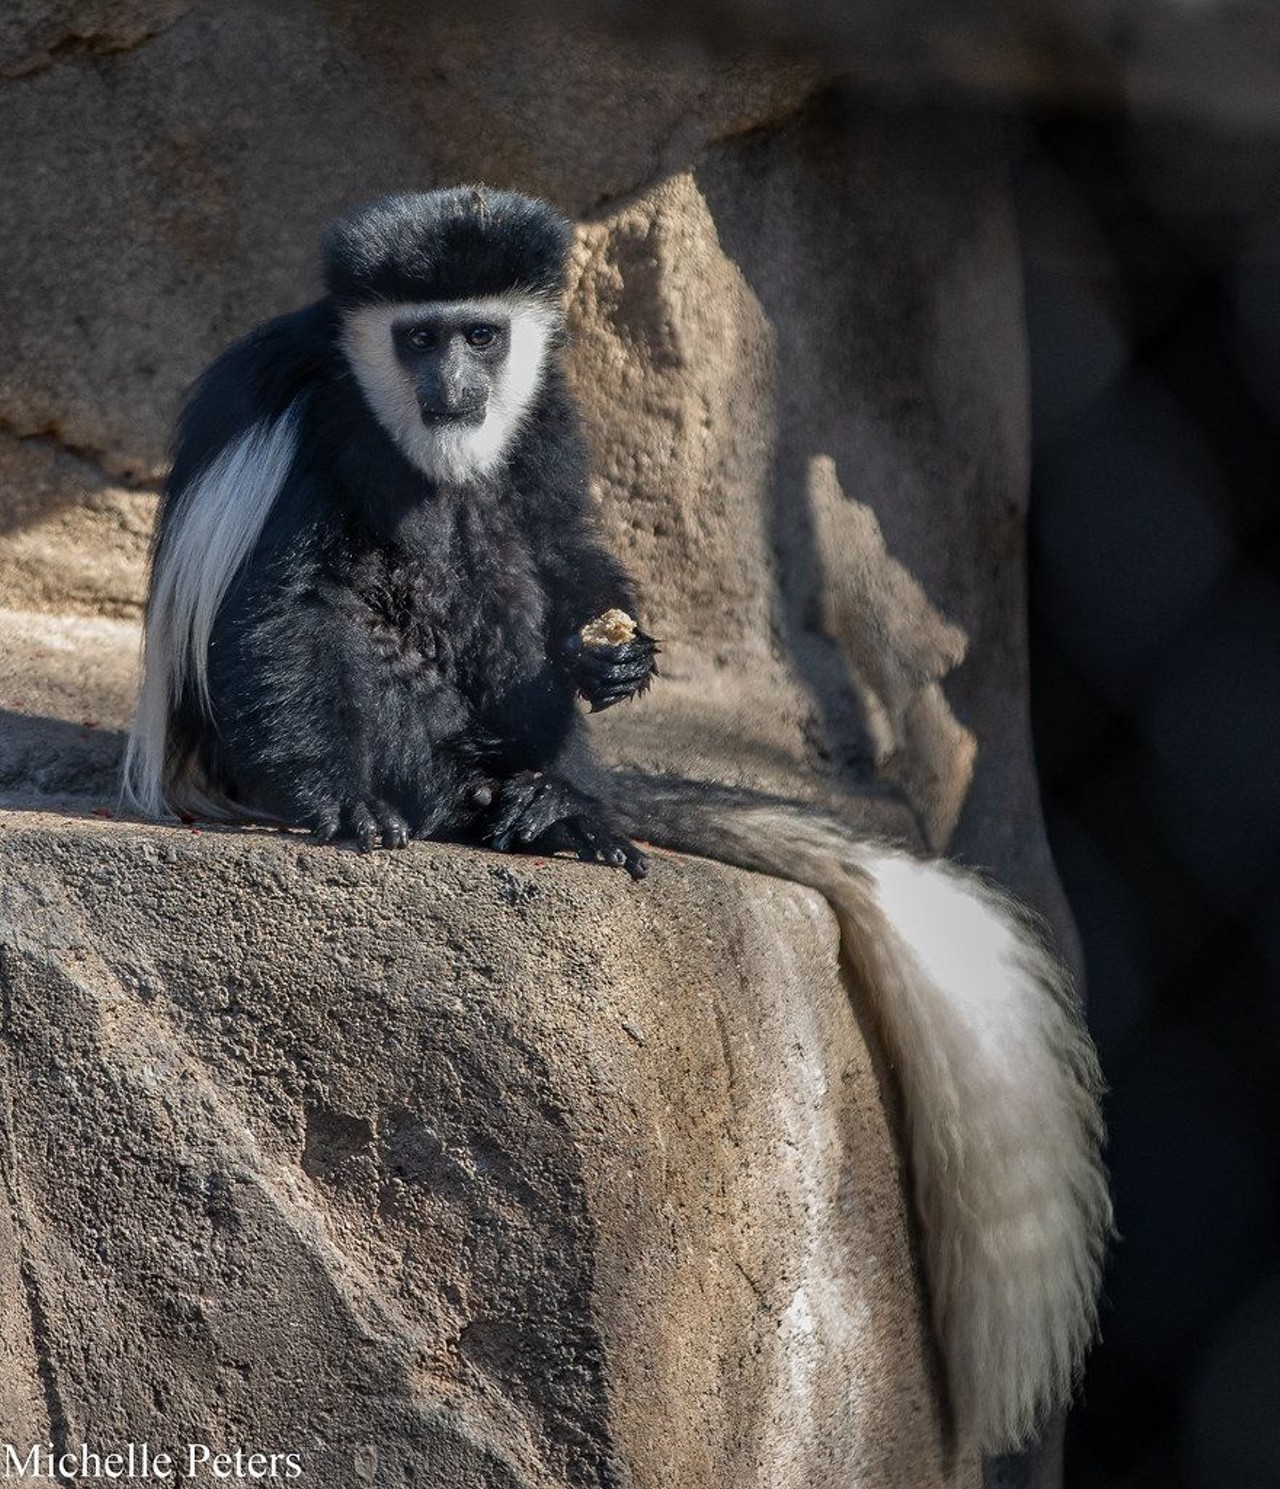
[
  {"left": 588, "top": 637, "right": 659, "bottom": 679},
  {"left": 512, "top": 784, "right": 561, "bottom": 842},
  {"left": 517, "top": 781, "right": 595, "bottom": 843},
  {"left": 602, "top": 666, "right": 655, "bottom": 696},
  {"left": 486, "top": 775, "right": 543, "bottom": 847},
  {"left": 580, "top": 661, "right": 654, "bottom": 695},
  {"left": 379, "top": 808, "right": 410, "bottom": 849},
  {"left": 350, "top": 804, "right": 381, "bottom": 854},
  {"left": 573, "top": 648, "right": 655, "bottom": 686},
  {"left": 618, "top": 632, "right": 660, "bottom": 661},
  {"left": 307, "top": 806, "right": 342, "bottom": 844},
  {"left": 568, "top": 643, "right": 648, "bottom": 678},
  {"left": 587, "top": 684, "right": 648, "bottom": 713},
  {"left": 561, "top": 813, "right": 601, "bottom": 852},
  {"left": 491, "top": 802, "right": 543, "bottom": 851}
]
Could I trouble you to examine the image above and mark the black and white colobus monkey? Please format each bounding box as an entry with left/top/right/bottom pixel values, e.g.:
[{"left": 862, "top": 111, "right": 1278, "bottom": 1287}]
[{"left": 123, "top": 186, "right": 1110, "bottom": 1457}]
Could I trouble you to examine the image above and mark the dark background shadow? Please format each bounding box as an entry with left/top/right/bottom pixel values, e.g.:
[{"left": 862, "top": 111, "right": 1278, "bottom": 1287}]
[{"left": 1020, "top": 112, "right": 1280, "bottom": 1489}]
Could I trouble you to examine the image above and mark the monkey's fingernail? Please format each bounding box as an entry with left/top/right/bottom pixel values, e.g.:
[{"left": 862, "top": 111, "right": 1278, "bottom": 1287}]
[{"left": 469, "top": 783, "right": 494, "bottom": 807}]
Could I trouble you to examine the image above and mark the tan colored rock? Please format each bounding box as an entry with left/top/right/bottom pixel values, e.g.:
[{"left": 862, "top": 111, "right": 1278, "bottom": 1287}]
[
  {"left": 0, "top": 811, "right": 979, "bottom": 1488},
  {"left": 0, "top": 610, "right": 137, "bottom": 805},
  {"left": 569, "top": 174, "right": 779, "bottom": 658},
  {"left": 802, "top": 455, "right": 975, "bottom": 851},
  {"left": 0, "top": 431, "right": 154, "bottom": 616},
  {"left": 0, "top": 5, "right": 815, "bottom": 521},
  {"left": 566, "top": 116, "right": 1061, "bottom": 926}
]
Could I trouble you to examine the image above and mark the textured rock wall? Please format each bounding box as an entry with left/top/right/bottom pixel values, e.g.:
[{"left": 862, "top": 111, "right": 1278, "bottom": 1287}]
[{"left": 0, "top": 816, "right": 971, "bottom": 1487}]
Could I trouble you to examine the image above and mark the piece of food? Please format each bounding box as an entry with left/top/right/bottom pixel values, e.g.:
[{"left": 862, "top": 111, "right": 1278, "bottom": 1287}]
[{"left": 578, "top": 608, "right": 637, "bottom": 648}]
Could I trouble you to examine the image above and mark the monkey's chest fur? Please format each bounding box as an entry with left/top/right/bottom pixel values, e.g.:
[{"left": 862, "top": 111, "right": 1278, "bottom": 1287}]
[{"left": 341, "top": 498, "right": 552, "bottom": 723}]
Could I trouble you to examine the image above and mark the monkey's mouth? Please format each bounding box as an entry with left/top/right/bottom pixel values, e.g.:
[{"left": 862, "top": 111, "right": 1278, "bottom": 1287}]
[{"left": 419, "top": 405, "right": 487, "bottom": 428}]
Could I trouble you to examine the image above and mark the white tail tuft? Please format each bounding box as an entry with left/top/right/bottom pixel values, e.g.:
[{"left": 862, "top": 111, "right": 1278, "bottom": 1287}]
[
  {"left": 844, "top": 843, "right": 1109, "bottom": 1450},
  {"left": 623, "top": 794, "right": 1111, "bottom": 1452},
  {"left": 121, "top": 406, "right": 301, "bottom": 818}
]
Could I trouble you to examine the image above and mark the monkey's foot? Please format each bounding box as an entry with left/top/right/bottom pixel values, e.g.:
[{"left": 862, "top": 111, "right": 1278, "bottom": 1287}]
[
  {"left": 484, "top": 771, "right": 647, "bottom": 879},
  {"left": 307, "top": 798, "right": 410, "bottom": 853},
  {"left": 561, "top": 631, "right": 659, "bottom": 713}
]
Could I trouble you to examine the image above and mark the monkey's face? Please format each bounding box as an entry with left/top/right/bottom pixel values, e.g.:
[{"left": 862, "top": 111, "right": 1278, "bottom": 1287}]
[
  {"left": 340, "top": 294, "right": 558, "bottom": 485},
  {"left": 394, "top": 311, "right": 505, "bottom": 427}
]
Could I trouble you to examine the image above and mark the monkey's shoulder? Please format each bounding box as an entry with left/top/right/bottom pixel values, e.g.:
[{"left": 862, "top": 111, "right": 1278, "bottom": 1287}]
[
  {"left": 201, "top": 301, "right": 336, "bottom": 418},
  {"left": 168, "top": 302, "right": 338, "bottom": 503}
]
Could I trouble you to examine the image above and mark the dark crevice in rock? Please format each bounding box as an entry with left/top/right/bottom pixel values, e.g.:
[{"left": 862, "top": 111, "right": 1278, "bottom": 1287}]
[
  {"left": 18, "top": 1254, "right": 74, "bottom": 1483},
  {"left": 0, "top": 413, "right": 155, "bottom": 493},
  {"left": 2, "top": 22, "right": 177, "bottom": 83}
]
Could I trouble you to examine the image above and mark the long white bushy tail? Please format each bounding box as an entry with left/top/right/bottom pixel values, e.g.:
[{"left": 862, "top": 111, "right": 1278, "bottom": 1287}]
[{"left": 614, "top": 782, "right": 1110, "bottom": 1453}]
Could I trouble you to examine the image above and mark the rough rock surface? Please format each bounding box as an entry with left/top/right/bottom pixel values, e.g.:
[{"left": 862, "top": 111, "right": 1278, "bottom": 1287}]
[
  {"left": 476, "top": 0, "right": 1280, "bottom": 130},
  {"left": 1, "top": 5, "right": 1085, "bottom": 1486},
  {"left": 0, "top": 813, "right": 976, "bottom": 1488}
]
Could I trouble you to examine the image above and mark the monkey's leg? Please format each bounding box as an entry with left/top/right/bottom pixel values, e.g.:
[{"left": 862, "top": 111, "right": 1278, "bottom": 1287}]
[{"left": 209, "top": 568, "right": 484, "bottom": 850}]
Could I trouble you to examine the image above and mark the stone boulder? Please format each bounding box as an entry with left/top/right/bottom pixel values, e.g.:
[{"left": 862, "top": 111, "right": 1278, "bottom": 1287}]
[{"left": 0, "top": 810, "right": 973, "bottom": 1487}]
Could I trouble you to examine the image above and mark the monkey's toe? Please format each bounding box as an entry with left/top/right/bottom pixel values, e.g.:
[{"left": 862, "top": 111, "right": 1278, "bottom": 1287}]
[
  {"left": 310, "top": 799, "right": 412, "bottom": 853},
  {"left": 483, "top": 774, "right": 645, "bottom": 879},
  {"left": 307, "top": 805, "right": 343, "bottom": 844},
  {"left": 383, "top": 817, "right": 410, "bottom": 849},
  {"left": 555, "top": 815, "right": 647, "bottom": 878},
  {"left": 486, "top": 771, "right": 552, "bottom": 851}
]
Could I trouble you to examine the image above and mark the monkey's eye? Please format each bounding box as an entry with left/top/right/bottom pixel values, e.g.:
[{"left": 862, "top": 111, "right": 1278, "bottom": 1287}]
[
  {"left": 466, "top": 324, "right": 496, "bottom": 349},
  {"left": 406, "top": 326, "right": 437, "bottom": 351}
]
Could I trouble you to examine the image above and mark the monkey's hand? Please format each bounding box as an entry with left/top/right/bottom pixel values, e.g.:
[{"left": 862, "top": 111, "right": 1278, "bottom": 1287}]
[
  {"left": 483, "top": 770, "right": 648, "bottom": 879},
  {"left": 561, "top": 627, "right": 659, "bottom": 713}
]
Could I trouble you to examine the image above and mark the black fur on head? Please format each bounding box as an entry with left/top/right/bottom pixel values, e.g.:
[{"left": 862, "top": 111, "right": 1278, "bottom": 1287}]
[{"left": 322, "top": 186, "right": 573, "bottom": 307}]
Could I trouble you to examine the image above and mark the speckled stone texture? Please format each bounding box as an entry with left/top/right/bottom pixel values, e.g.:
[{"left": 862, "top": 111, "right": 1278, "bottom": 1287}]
[{"left": 0, "top": 813, "right": 975, "bottom": 1487}]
